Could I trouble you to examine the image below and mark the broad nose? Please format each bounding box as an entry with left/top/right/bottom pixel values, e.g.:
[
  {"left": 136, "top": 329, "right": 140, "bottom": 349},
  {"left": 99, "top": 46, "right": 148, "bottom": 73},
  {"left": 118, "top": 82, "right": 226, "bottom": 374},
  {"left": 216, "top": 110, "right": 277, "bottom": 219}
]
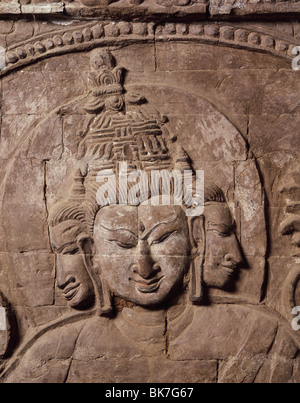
[
  {"left": 56, "top": 255, "right": 76, "bottom": 289},
  {"left": 132, "top": 241, "right": 160, "bottom": 279},
  {"left": 223, "top": 236, "right": 243, "bottom": 267}
]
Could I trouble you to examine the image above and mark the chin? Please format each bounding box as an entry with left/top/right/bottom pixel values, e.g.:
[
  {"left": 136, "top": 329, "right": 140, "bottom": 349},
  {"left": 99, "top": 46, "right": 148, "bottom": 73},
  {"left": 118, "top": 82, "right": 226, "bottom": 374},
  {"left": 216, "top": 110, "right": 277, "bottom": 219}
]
[
  {"left": 204, "top": 272, "right": 231, "bottom": 289},
  {"left": 122, "top": 289, "right": 169, "bottom": 308},
  {"left": 211, "top": 281, "right": 230, "bottom": 289},
  {"left": 137, "top": 289, "right": 180, "bottom": 308},
  {"left": 131, "top": 296, "right": 165, "bottom": 308},
  {"left": 69, "top": 294, "right": 94, "bottom": 310}
]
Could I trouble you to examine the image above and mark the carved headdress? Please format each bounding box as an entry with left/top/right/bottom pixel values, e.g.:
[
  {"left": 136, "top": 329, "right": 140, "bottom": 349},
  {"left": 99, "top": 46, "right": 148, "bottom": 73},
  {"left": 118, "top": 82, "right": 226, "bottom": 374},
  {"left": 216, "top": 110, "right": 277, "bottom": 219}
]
[{"left": 64, "top": 49, "right": 195, "bottom": 228}]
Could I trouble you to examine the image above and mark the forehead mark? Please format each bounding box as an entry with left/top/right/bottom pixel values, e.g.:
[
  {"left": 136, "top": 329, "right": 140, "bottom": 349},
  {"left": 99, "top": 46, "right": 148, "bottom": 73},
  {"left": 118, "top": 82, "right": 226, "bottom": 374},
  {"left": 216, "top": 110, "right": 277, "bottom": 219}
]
[{"left": 139, "top": 221, "right": 145, "bottom": 234}]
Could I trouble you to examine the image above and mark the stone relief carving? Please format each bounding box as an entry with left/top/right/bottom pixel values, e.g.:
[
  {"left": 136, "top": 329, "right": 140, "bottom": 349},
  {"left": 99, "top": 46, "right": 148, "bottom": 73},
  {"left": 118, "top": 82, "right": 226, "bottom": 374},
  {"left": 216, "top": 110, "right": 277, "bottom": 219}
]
[
  {"left": 0, "top": 49, "right": 298, "bottom": 383},
  {"left": 77, "top": 0, "right": 119, "bottom": 6},
  {"left": 71, "top": 0, "right": 205, "bottom": 7},
  {"left": 1, "top": 0, "right": 299, "bottom": 21},
  {"left": 15, "top": 0, "right": 300, "bottom": 7},
  {"left": 280, "top": 162, "right": 300, "bottom": 249},
  {"left": 210, "top": 0, "right": 300, "bottom": 9},
  {"left": 77, "top": 0, "right": 200, "bottom": 5},
  {"left": 2, "top": 21, "right": 296, "bottom": 78},
  {"left": 279, "top": 162, "right": 300, "bottom": 319}
]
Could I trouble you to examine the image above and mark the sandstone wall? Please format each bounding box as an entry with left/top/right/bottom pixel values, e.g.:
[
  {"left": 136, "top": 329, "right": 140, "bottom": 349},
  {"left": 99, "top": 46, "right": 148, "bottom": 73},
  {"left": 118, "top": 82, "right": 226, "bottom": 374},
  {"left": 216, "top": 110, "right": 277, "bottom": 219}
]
[{"left": 0, "top": 0, "right": 299, "bottom": 383}]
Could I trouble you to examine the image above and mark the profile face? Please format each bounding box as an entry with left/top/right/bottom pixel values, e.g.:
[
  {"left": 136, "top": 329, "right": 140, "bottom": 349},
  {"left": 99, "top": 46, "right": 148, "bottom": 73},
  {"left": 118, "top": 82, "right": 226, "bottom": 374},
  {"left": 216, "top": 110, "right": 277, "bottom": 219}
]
[
  {"left": 203, "top": 203, "right": 243, "bottom": 289},
  {"left": 93, "top": 204, "right": 191, "bottom": 307},
  {"left": 50, "top": 221, "right": 95, "bottom": 310}
]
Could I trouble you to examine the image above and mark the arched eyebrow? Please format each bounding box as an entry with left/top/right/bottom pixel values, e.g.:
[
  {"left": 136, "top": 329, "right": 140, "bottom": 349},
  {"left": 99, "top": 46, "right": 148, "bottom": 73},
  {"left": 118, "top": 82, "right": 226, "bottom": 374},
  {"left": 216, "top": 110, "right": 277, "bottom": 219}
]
[
  {"left": 99, "top": 224, "right": 138, "bottom": 238},
  {"left": 98, "top": 213, "right": 179, "bottom": 240},
  {"left": 61, "top": 223, "right": 84, "bottom": 236},
  {"left": 139, "top": 216, "right": 179, "bottom": 240},
  {"left": 53, "top": 240, "right": 77, "bottom": 254}
]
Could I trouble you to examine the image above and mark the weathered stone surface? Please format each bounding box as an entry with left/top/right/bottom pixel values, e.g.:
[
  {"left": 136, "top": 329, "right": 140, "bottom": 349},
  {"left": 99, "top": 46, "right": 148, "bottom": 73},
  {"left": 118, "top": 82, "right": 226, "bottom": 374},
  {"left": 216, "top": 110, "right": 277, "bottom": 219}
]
[
  {"left": 0, "top": 1, "right": 64, "bottom": 16},
  {"left": 0, "top": 1, "right": 20, "bottom": 15},
  {"left": 0, "top": 0, "right": 299, "bottom": 385},
  {"left": 210, "top": 0, "right": 300, "bottom": 17},
  {"left": 3, "top": 0, "right": 298, "bottom": 20},
  {"left": 21, "top": 3, "right": 65, "bottom": 14}
]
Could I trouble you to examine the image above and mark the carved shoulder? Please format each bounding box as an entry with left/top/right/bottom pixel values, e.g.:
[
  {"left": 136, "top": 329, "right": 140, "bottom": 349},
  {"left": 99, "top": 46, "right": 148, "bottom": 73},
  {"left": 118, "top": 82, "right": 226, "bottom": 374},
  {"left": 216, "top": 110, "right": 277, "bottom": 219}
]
[
  {"left": 169, "top": 304, "right": 299, "bottom": 383},
  {"left": 169, "top": 305, "right": 279, "bottom": 360},
  {"left": 2, "top": 321, "right": 86, "bottom": 383}
]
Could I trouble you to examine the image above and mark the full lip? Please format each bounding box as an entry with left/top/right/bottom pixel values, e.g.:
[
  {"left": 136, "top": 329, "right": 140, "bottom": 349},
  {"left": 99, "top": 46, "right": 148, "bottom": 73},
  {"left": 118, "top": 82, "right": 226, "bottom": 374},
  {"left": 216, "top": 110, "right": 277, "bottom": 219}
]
[
  {"left": 221, "top": 265, "right": 237, "bottom": 276},
  {"left": 131, "top": 276, "right": 164, "bottom": 294},
  {"left": 63, "top": 283, "right": 80, "bottom": 301}
]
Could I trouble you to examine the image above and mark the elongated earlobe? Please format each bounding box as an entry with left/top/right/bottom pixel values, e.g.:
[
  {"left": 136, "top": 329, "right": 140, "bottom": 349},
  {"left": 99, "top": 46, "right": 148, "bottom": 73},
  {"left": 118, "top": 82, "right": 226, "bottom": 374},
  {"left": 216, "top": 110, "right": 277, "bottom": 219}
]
[
  {"left": 190, "top": 257, "right": 204, "bottom": 303},
  {"left": 191, "top": 215, "right": 205, "bottom": 252},
  {"left": 189, "top": 216, "right": 206, "bottom": 303},
  {"left": 99, "top": 278, "right": 113, "bottom": 315},
  {"left": 78, "top": 234, "right": 113, "bottom": 316}
]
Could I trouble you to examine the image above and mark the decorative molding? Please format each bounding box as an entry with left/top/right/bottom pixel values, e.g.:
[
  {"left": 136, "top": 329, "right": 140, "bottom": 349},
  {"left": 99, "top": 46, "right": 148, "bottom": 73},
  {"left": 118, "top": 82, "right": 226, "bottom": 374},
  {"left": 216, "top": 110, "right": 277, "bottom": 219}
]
[
  {"left": 0, "top": 21, "right": 297, "bottom": 77},
  {"left": 76, "top": 0, "right": 206, "bottom": 6},
  {"left": 0, "top": 0, "right": 207, "bottom": 18},
  {"left": 156, "top": 23, "right": 297, "bottom": 59},
  {"left": 1, "top": 22, "right": 154, "bottom": 77},
  {"left": 1, "top": 1, "right": 299, "bottom": 18}
]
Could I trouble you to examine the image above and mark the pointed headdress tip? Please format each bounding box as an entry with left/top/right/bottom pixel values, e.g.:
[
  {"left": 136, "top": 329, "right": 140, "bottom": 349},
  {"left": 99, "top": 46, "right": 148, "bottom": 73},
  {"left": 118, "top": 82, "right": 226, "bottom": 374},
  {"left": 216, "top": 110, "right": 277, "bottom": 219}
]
[
  {"left": 90, "top": 49, "right": 116, "bottom": 71},
  {"left": 85, "top": 49, "right": 126, "bottom": 114},
  {"left": 170, "top": 145, "right": 193, "bottom": 173},
  {"left": 69, "top": 168, "right": 86, "bottom": 202}
]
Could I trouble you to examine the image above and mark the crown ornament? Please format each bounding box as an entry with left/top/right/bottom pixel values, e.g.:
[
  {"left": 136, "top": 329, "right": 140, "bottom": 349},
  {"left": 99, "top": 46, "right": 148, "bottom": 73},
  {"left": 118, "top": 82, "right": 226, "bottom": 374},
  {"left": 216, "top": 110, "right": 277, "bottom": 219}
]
[
  {"left": 68, "top": 50, "right": 195, "bottom": 212},
  {"left": 85, "top": 49, "right": 146, "bottom": 114}
]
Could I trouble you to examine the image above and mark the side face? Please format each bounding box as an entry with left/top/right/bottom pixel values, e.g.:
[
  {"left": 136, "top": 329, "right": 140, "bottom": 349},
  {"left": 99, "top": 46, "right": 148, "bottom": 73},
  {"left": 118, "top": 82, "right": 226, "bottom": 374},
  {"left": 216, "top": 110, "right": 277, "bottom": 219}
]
[
  {"left": 203, "top": 203, "right": 243, "bottom": 289},
  {"left": 50, "top": 221, "right": 95, "bottom": 310}
]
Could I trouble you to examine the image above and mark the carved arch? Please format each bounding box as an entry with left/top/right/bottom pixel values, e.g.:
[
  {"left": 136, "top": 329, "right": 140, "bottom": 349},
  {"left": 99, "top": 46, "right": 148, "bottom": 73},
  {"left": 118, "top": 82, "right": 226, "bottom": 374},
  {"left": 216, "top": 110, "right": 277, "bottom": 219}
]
[{"left": 1, "top": 21, "right": 296, "bottom": 78}]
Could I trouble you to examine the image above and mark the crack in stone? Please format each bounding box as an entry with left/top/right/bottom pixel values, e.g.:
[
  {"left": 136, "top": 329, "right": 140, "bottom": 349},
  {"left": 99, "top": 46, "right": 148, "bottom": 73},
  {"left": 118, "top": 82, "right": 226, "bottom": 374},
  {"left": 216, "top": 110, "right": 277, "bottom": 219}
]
[
  {"left": 164, "top": 312, "right": 169, "bottom": 357},
  {"left": 42, "top": 160, "right": 56, "bottom": 306}
]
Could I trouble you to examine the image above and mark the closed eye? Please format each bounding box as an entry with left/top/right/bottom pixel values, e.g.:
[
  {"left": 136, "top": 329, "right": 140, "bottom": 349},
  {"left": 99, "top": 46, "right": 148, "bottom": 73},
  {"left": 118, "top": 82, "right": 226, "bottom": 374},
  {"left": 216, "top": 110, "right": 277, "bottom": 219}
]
[
  {"left": 211, "top": 229, "right": 231, "bottom": 238},
  {"left": 109, "top": 240, "right": 136, "bottom": 249},
  {"left": 104, "top": 228, "right": 138, "bottom": 249},
  {"left": 208, "top": 223, "right": 233, "bottom": 238},
  {"left": 217, "top": 231, "right": 230, "bottom": 238},
  {"left": 63, "top": 247, "right": 79, "bottom": 255},
  {"left": 151, "top": 231, "right": 178, "bottom": 245}
]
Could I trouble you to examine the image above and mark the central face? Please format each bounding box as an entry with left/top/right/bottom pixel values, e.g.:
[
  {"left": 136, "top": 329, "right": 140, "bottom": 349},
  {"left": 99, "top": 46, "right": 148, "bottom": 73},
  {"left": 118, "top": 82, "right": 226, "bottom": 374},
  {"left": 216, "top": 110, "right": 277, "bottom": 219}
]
[{"left": 93, "top": 204, "right": 191, "bottom": 307}]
